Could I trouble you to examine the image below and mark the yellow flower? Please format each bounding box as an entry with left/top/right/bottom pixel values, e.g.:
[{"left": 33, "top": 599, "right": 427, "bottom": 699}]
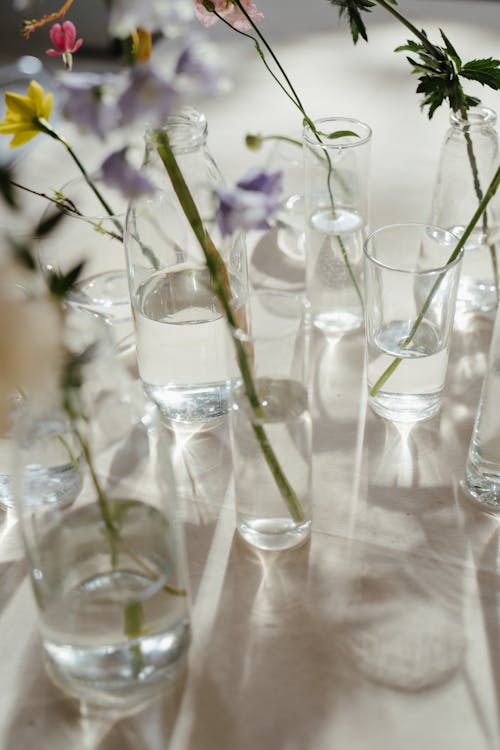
[{"left": 0, "top": 80, "right": 53, "bottom": 148}]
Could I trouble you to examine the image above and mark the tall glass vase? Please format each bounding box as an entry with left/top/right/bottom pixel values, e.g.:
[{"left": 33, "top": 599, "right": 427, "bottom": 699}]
[
  {"left": 303, "top": 117, "right": 372, "bottom": 335},
  {"left": 464, "top": 302, "right": 500, "bottom": 511},
  {"left": 429, "top": 106, "right": 500, "bottom": 314},
  {"left": 14, "top": 311, "right": 191, "bottom": 709},
  {"left": 126, "top": 107, "right": 249, "bottom": 427}
]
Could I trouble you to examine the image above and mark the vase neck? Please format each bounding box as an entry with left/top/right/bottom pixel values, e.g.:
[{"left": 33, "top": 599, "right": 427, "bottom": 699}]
[{"left": 449, "top": 106, "right": 497, "bottom": 132}]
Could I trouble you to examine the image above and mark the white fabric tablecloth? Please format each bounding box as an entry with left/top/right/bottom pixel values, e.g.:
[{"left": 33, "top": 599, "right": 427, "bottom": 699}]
[{"left": 1, "top": 1, "right": 500, "bottom": 748}]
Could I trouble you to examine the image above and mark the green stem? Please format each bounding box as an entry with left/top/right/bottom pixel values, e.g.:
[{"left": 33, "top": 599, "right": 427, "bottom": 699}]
[
  {"left": 38, "top": 118, "right": 122, "bottom": 231},
  {"left": 373, "top": 0, "right": 443, "bottom": 59},
  {"left": 459, "top": 105, "right": 498, "bottom": 303},
  {"left": 370, "top": 165, "right": 500, "bottom": 397},
  {"left": 156, "top": 132, "right": 305, "bottom": 524}
]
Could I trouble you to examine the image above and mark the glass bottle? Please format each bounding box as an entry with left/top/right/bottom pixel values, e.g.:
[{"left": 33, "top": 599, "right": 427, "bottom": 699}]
[
  {"left": 126, "top": 107, "right": 249, "bottom": 426},
  {"left": 464, "top": 302, "right": 500, "bottom": 511},
  {"left": 429, "top": 106, "right": 500, "bottom": 314},
  {"left": 14, "top": 310, "right": 191, "bottom": 709},
  {"left": 303, "top": 116, "right": 372, "bottom": 335}
]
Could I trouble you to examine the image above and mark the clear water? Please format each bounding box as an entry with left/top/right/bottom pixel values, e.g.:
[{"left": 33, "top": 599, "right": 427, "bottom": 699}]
[
  {"left": 306, "top": 208, "right": 364, "bottom": 334},
  {"left": 37, "top": 501, "right": 190, "bottom": 707},
  {"left": 133, "top": 267, "right": 243, "bottom": 425},
  {"left": 465, "top": 356, "right": 500, "bottom": 511},
  {"left": 21, "top": 417, "right": 84, "bottom": 509},
  {"left": 231, "top": 377, "right": 312, "bottom": 551},
  {"left": 367, "top": 320, "right": 448, "bottom": 422}
]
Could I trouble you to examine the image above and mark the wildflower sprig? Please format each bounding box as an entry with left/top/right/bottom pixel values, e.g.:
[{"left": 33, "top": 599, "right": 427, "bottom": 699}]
[{"left": 327, "top": 0, "right": 500, "bottom": 119}]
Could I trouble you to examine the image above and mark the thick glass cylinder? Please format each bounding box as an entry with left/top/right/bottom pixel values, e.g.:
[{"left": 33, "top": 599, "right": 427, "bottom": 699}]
[
  {"left": 126, "top": 108, "right": 249, "bottom": 427},
  {"left": 228, "top": 291, "right": 312, "bottom": 551},
  {"left": 429, "top": 106, "right": 500, "bottom": 313},
  {"left": 304, "top": 117, "right": 372, "bottom": 335},
  {"left": 14, "top": 312, "right": 191, "bottom": 709}
]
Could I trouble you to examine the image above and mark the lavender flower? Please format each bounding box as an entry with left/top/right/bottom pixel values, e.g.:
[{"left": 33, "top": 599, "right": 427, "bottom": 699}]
[
  {"left": 215, "top": 168, "right": 283, "bottom": 237},
  {"left": 100, "top": 148, "right": 155, "bottom": 200},
  {"left": 175, "top": 34, "right": 224, "bottom": 96},
  {"left": 58, "top": 73, "right": 120, "bottom": 139},
  {"left": 118, "top": 64, "right": 178, "bottom": 127}
]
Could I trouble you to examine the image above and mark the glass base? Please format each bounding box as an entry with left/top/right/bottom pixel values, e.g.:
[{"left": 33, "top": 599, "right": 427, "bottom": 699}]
[
  {"left": 463, "top": 468, "right": 500, "bottom": 514},
  {"left": 237, "top": 517, "right": 311, "bottom": 552},
  {"left": 44, "top": 618, "right": 191, "bottom": 710},
  {"left": 456, "top": 277, "right": 497, "bottom": 315},
  {"left": 144, "top": 381, "right": 229, "bottom": 428},
  {"left": 312, "top": 310, "right": 363, "bottom": 336},
  {"left": 368, "top": 392, "right": 441, "bottom": 423}
]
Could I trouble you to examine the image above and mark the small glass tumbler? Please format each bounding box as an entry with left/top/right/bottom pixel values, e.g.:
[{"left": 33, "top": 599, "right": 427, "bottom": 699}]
[
  {"left": 228, "top": 291, "right": 312, "bottom": 551},
  {"left": 364, "top": 224, "right": 462, "bottom": 423},
  {"left": 304, "top": 117, "right": 372, "bottom": 334}
]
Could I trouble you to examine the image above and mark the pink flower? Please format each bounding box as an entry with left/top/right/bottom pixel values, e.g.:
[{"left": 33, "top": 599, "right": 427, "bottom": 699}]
[
  {"left": 46, "top": 21, "right": 83, "bottom": 71},
  {"left": 194, "top": 0, "right": 263, "bottom": 31}
]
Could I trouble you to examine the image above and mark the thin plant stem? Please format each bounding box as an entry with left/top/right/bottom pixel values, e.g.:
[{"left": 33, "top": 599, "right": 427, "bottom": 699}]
[
  {"left": 156, "top": 131, "right": 305, "bottom": 523},
  {"left": 459, "top": 105, "right": 498, "bottom": 303},
  {"left": 370, "top": 166, "right": 500, "bottom": 397},
  {"left": 223, "top": 2, "right": 364, "bottom": 310}
]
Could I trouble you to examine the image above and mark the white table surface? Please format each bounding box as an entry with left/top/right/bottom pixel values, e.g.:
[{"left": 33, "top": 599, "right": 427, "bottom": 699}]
[{"left": 1, "top": 1, "right": 500, "bottom": 748}]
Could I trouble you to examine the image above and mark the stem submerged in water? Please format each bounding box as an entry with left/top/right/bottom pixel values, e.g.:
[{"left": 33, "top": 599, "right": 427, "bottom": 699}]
[
  {"left": 155, "top": 132, "right": 306, "bottom": 524},
  {"left": 370, "top": 166, "right": 500, "bottom": 397}
]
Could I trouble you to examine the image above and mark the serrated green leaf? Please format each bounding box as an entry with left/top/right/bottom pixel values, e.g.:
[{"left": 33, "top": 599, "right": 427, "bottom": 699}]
[
  {"left": 460, "top": 58, "right": 500, "bottom": 90},
  {"left": 439, "top": 29, "right": 461, "bottom": 68}
]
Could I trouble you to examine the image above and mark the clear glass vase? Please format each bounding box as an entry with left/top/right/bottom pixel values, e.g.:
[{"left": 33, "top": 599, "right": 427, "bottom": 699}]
[
  {"left": 303, "top": 117, "right": 372, "bottom": 335},
  {"left": 126, "top": 107, "right": 249, "bottom": 427},
  {"left": 429, "top": 106, "right": 500, "bottom": 314},
  {"left": 464, "top": 301, "right": 500, "bottom": 511},
  {"left": 14, "top": 311, "right": 191, "bottom": 709},
  {"left": 228, "top": 291, "right": 312, "bottom": 551}
]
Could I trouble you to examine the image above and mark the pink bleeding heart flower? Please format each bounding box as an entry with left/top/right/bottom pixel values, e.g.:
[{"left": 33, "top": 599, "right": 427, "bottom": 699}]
[
  {"left": 194, "top": 0, "right": 263, "bottom": 31},
  {"left": 46, "top": 21, "right": 83, "bottom": 71}
]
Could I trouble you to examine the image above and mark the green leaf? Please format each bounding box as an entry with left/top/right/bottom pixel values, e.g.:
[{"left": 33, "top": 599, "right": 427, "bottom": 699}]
[
  {"left": 48, "top": 261, "right": 85, "bottom": 299},
  {"left": 439, "top": 29, "right": 462, "bottom": 69},
  {"left": 326, "top": 0, "right": 376, "bottom": 43},
  {"left": 35, "top": 208, "right": 65, "bottom": 239},
  {"left": 0, "top": 165, "right": 17, "bottom": 209},
  {"left": 460, "top": 58, "right": 500, "bottom": 90},
  {"left": 10, "top": 239, "right": 36, "bottom": 271},
  {"left": 323, "top": 129, "right": 360, "bottom": 139}
]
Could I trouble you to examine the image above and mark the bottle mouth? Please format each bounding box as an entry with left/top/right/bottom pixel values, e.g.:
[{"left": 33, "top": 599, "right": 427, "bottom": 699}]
[
  {"left": 152, "top": 106, "right": 208, "bottom": 153},
  {"left": 450, "top": 106, "right": 497, "bottom": 130}
]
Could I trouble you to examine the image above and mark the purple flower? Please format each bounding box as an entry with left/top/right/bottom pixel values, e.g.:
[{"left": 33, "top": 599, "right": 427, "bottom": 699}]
[
  {"left": 58, "top": 72, "right": 119, "bottom": 139},
  {"left": 175, "top": 35, "right": 224, "bottom": 96},
  {"left": 215, "top": 168, "right": 283, "bottom": 237},
  {"left": 118, "top": 64, "right": 178, "bottom": 126},
  {"left": 100, "top": 148, "right": 155, "bottom": 200}
]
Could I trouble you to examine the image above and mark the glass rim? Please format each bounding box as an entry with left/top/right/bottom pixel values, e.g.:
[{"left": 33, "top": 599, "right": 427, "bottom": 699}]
[
  {"left": 303, "top": 116, "right": 372, "bottom": 149},
  {"left": 364, "top": 222, "right": 464, "bottom": 275},
  {"left": 450, "top": 105, "right": 497, "bottom": 129}
]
